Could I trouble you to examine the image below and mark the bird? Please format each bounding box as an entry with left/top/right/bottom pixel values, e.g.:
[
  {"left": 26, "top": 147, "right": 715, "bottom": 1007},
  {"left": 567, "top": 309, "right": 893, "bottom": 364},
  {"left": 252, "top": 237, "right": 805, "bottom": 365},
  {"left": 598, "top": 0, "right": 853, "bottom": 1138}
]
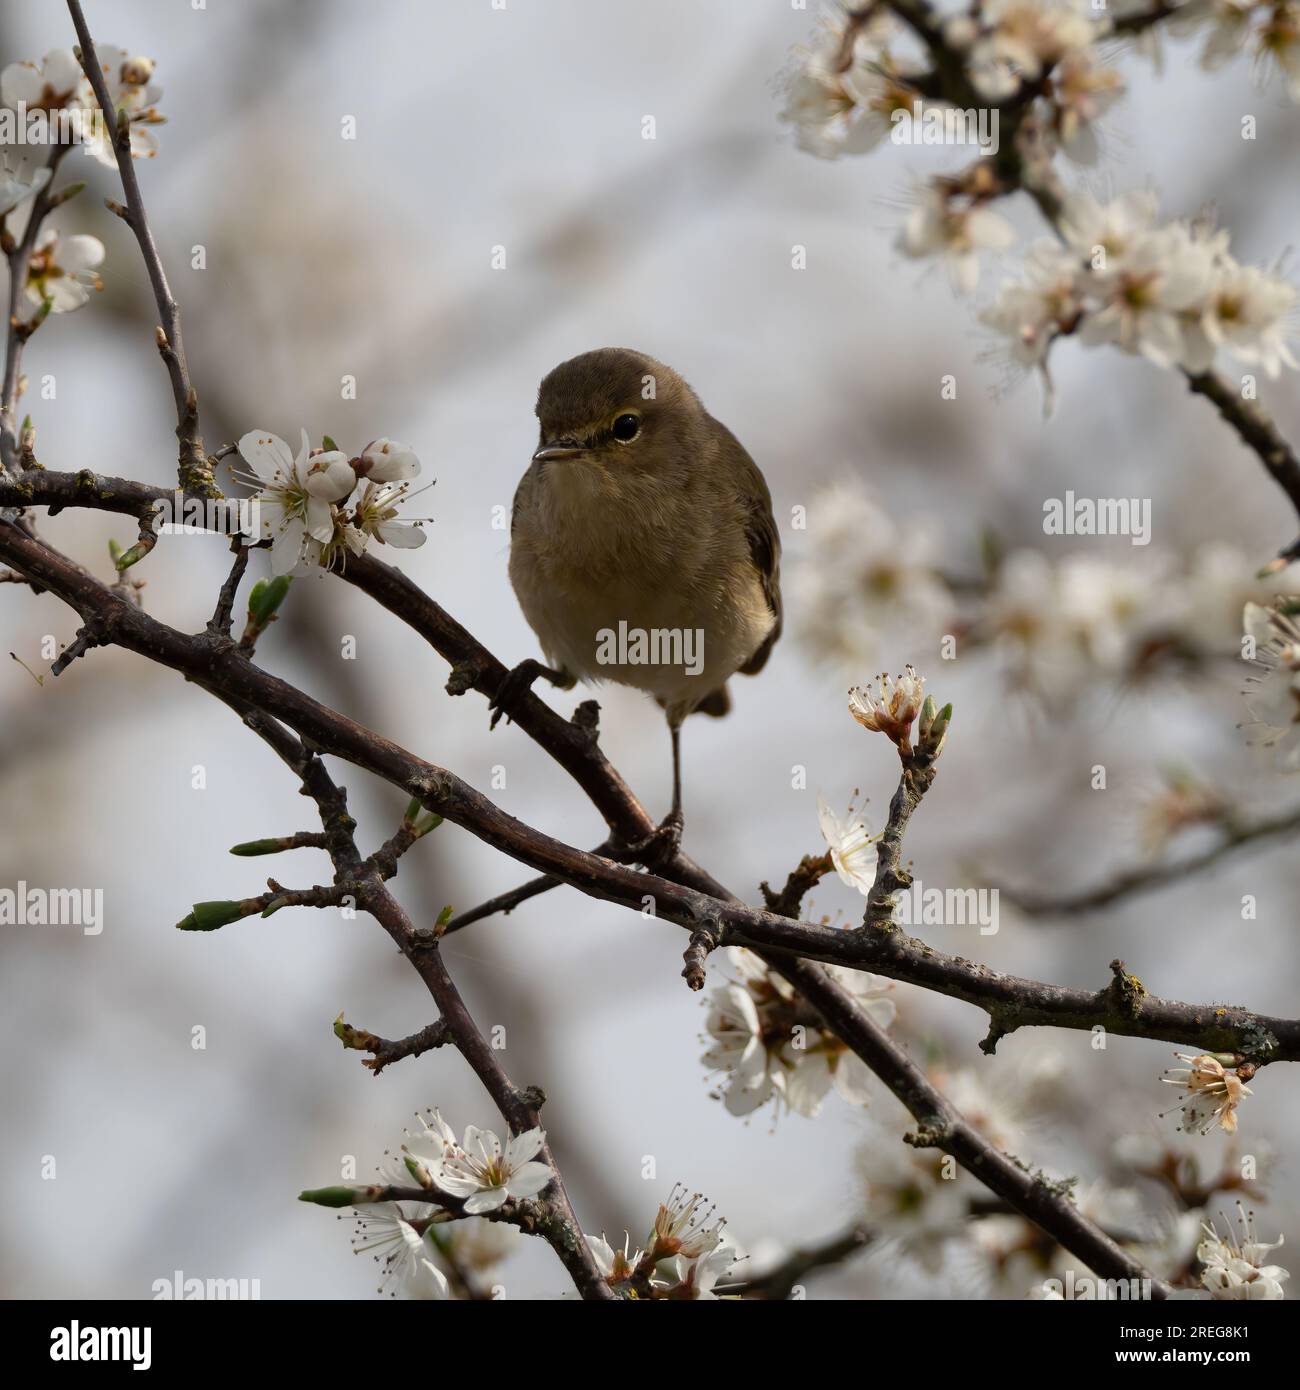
[{"left": 502, "top": 346, "right": 781, "bottom": 862}]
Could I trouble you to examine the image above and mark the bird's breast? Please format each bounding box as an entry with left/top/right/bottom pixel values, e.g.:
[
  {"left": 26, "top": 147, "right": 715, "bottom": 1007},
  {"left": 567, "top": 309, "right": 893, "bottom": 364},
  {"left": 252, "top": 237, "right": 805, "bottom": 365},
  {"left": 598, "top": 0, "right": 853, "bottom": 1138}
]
[{"left": 509, "top": 466, "right": 772, "bottom": 706}]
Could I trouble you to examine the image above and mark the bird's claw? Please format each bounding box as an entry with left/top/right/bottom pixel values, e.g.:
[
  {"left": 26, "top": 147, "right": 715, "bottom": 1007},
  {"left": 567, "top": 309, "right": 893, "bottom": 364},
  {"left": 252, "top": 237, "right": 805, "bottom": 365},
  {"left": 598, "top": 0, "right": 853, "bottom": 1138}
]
[{"left": 489, "top": 658, "right": 555, "bottom": 730}]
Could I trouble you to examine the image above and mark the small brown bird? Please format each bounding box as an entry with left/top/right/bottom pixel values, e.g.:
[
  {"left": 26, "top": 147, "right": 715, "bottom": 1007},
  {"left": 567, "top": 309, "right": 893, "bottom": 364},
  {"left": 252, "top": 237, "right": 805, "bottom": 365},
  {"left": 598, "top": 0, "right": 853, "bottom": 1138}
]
[{"left": 502, "top": 347, "right": 781, "bottom": 859}]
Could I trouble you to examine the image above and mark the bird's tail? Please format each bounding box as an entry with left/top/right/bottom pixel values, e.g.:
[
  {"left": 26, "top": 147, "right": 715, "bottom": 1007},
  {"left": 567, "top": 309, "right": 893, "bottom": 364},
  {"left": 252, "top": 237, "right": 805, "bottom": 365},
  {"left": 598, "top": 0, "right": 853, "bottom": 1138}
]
[{"left": 693, "top": 684, "right": 731, "bottom": 718}]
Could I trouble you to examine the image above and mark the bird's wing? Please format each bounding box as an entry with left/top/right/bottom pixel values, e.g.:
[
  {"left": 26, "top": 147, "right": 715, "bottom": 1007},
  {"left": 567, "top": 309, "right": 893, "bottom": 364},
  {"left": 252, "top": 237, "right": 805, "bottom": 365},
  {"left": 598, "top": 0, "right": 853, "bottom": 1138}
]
[
  {"left": 509, "top": 468, "right": 532, "bottom": 538},
  {"left": 738, "top": 461, "right": 782, "bottom": 677}
]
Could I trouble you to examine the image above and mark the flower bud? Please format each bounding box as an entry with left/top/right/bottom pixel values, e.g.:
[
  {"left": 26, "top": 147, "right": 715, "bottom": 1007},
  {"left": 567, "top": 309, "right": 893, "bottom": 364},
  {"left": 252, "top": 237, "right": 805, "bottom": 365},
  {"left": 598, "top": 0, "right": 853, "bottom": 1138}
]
[
  {"left": 120, "top": 56, "right": 155, "bottom": 86},
  {"left": 176, "top": 899, "right": 245, "bottom": 931},
  {"left": 298, "top": 1186, "right": 369, "bottom": 1208}
]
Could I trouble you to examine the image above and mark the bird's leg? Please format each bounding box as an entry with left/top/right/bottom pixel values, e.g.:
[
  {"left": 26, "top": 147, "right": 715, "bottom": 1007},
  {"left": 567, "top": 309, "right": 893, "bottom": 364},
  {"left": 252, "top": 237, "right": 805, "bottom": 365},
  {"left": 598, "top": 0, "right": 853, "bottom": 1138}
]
[
  {"left": 488, "top": 657, "right": 574, "bottom": 730},
  {"left": 668, "top": 715, "right": 684, "bottom": 827},
  {"left": 608, "top": 714, "right": 684, "bottom": 868}
]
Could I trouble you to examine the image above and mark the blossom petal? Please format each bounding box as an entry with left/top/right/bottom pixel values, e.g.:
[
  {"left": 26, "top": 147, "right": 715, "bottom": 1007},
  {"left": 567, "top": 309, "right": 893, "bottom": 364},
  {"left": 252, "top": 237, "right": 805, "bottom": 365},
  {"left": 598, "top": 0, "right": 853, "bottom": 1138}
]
[
  {"left": 376, "top": 520, "right": 426, "bottom": 548},
  {"left": 269, "top": 516, "right": 306, "bottom": 575},
  {"left": 303, "top": 452, "right": 356, "bottom": 501},
  {"left": 238, "top": 430, "right": 294, "bottom": 485},
  {"left": 463, "top": 1186, "right": 509, "bottom": 1215},
  {"left": 504, "top": 1127, "right": 545, "bottom": 1167},
  {"left": 463, "top": 1125, "right": 502, "bottom": 1166},
  {"left": 505, "top": 1160, "right": 554, "bottom": 1199},
  {"left": 362, "top": 438, "right": 420, "bottom": 481}
]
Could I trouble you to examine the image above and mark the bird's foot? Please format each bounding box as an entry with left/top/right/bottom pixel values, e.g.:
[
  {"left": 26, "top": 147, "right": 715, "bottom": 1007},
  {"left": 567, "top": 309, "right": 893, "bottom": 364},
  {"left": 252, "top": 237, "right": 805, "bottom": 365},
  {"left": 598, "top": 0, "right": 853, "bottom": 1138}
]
[
  {"left": 489, "top": 658, "right": 570, "bottom": 730},
  {"left": 606, "top": 810, "right": 684, "bottom": 870}
]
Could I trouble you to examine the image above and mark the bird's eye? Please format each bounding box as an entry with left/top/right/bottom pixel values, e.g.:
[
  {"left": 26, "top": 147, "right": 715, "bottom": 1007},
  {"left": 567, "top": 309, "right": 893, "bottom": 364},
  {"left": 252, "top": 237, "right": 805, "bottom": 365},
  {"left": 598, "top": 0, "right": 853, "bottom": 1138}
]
[{"left": 612, "top": 413, "right": 640, "bottom": 442}]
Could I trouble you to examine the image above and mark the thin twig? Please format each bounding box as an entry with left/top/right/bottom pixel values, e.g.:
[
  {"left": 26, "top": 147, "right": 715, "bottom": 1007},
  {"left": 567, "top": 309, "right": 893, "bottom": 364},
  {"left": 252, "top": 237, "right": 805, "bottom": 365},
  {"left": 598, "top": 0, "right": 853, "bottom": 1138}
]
[
  {"left": 1004, "top": 803, "right": 1300, "bottom": 917},
  {"left": 724, "top": 1224, "right": 872, "bottom": 1299},
  {"left": 1, "top": 144, "right": 68, "bottom": 471},
  {"left": 67, "top": 0, "right": 213, "bottom": 493},
  {"left": 441, "top": 872, "right": 560, "bottom": 936},
  {"left": 335, "top": 1016, "right": 451, "bottom": 1075},
  {"left": 208, "top": 541, "right": 250, "bottom": 636}
]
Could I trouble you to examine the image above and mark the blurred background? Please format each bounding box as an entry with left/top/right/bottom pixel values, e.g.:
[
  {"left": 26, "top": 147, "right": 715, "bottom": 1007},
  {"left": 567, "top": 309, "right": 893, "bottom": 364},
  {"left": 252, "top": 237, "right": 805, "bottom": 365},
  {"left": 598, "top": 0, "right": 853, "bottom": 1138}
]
[{"left": 1, "top": 0, "right": 1298, "bottom": 1298}]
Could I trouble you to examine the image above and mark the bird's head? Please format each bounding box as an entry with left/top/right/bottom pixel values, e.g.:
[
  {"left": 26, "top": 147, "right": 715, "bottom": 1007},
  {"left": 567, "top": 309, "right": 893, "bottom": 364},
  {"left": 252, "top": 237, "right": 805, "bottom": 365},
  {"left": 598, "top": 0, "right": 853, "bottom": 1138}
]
[{"left": 532, "top": 348, "right": 705, "bottom": 486}]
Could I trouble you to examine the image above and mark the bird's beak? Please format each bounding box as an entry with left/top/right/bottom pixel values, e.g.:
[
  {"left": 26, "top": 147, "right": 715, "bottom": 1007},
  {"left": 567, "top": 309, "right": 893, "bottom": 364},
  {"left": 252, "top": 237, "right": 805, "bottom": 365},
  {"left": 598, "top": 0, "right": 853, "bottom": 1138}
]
[{"left": 532, "top": 441, "right": 583, "bottom": 463}]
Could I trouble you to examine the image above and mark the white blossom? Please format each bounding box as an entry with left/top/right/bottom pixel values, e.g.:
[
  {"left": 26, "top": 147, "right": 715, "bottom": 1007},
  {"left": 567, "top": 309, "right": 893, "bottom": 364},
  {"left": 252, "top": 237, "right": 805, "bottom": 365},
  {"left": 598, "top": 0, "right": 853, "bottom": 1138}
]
[
  {"left": 651, "top": 1185, "right": 728, "bottom": 1260},
  {"left": 1078, "top": 222, "right": 1217, "bottom": 368},
  {"left": 793, "top": 479, "right": 951, "bottom": 667},
  {"left": 816, "top": 794, "right": 877, "bottom": 895},
  {"left": 236, "top": 428, "right": 356, "bottom": 576},
  {"left": 1050, "top": 48, "right": 1125, "bottom": 164},
  {"left": 23, "top": 228, "right": 104, "bottom": 316},
  {"left": 1183, "top": 256, "right": 1298, "bottom": 378},
  {"left": 1171, "top": 542, "right": 1286, "bottom": 654},
  {"left": 779, "top": 8, "right": 916, "bottom": 158},
  {"left": 0, "top": 146, "right": 50, "bottom": 216},
  {"left": 394, "top": 1106, "right": 460, "bottom": 1188},
  {"left": 1060, "top": 189, "right": 1160, "bottom": 274},
  {"left": 788, "top": 965, "right": 894, "bottom": 1114},
  {"left": 344, "top": 480, "right": 429, "bottom": 554},
  {"left": 0, "top": 48, "right": 84, "bottom": 114},
  {"left": 1261, "top": 2, "right": 1300, "bottom": 100},
  {"left": 587, "top": 1231, "right": 644, "bottom": 1283},
  {"left": 973, "top": 0, "right": 1102, "bottom": 84},
  {"left": 1190, "top": 0, "right": 1258, "bottom": 71},
  {"left": 701, "top": 973, "right": 773, "bottom": 1117},
  {"left": 981, "top": 239, "right": 1084, "bottom": 399},
  {"left": 1242, "top": 599, "right": 1300, "bottom": 769},
  {"left": 661, "top": 1243, "right": 739, "bottom": 1299},
  {"left": 356, "top": 437, "right": 421, "bottom": 482},
  {"left": 701, "top": 948, "right": 893, "bottom": 1118},
  {"left": 1198, "top": 1204, "right": 1289, "bottom": 1299},
  {"left": 349, "top": 1202, "right": 450, "bottom": 1299},
  {"left": 430, "top": 1123, "right": 554, "bottom": 1214},
  {"left": 78, "top": 46, "right": 163, "bottom": 165},
  {"left": 586, "top": 1187, "right": 740, "bottom": 1298},
  {"left": 858, "top": 1139, "right": 970, "bottom": 1270},
  {"left": 1161, "top": 1053, "right": 1252, "bottom": 1135},
  {"left": 898, "top": 186, "right": 1016, "bottom": 295},
  {"left": 848, "top": 665, "right": 926, "bottom": 743}
]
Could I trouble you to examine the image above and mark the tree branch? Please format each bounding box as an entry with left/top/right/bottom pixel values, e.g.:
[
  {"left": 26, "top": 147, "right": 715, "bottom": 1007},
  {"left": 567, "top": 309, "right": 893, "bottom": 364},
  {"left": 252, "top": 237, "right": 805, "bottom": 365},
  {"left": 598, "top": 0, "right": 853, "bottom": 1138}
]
[
  {"left": 4, "top": 505, "right": 1297, "bottom": 1073},
  {"left": 67, "top": 0, "right": 213, "bottom": 493},
  {"left": 1004, "top": 803, "right": 1300, "bottom": 917}
]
